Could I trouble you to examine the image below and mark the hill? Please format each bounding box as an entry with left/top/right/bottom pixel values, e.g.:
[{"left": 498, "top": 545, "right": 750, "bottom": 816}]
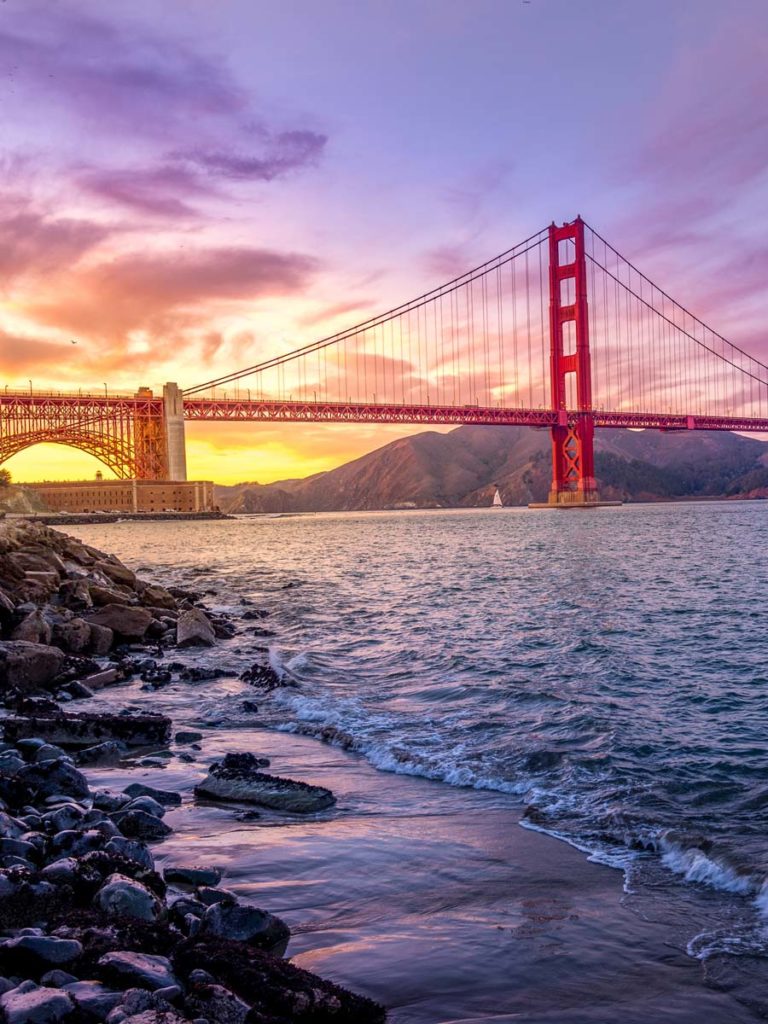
[{"left": 216, "top": 426, "right": 768, "bottom": 512}]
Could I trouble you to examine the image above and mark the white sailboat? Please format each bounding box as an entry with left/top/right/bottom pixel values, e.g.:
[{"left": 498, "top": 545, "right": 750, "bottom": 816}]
[{"left": 492, "top": 487, "right": 504, "bottom": 508}]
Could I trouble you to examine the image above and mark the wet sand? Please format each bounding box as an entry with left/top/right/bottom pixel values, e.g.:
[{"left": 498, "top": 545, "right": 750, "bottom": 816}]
[{"left": 84, "top": 724, "right": 758, "bottom": 1023}]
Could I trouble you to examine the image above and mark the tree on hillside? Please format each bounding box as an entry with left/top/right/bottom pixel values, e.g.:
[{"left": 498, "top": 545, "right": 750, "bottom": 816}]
[{"left": 0, "top": 469, "right": 11, "bottom": 487}]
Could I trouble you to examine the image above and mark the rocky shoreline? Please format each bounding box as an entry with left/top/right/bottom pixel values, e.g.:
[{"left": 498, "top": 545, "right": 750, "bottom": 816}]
[{"left": 0, "top": 520, "right": 385, "bottom": 1024}]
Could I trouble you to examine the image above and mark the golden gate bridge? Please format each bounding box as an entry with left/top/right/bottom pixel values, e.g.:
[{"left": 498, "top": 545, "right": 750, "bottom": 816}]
[{"left": 3, "top": 217, "right": 768, "bottom": 506}]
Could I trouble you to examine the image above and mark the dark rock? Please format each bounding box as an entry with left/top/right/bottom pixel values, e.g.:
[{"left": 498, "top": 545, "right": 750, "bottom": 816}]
[
  {"left": 112, "top": 810, "right": 172, "bottom": 841},
  {"left": 98, "top": 951, "right": 178, "bottom": 991},
  {"left": 4, "top": 712, "right": 171, "bottom": 749},
  {"left": 15, "top": 760, "right": 89, "bottom": 802},
  {"left": 173, "top": 937, "right": 386, "bottom": 1024},
  {"left": 201, "top": 903, "right": 289, "bottom": 955},
  {"left": 39, "top": 973, "right": 77, "bottom": 989},
  {"left": 239, "top": 663, "right": 286, "bottom": 690},
  {"left": 164, "top": 866, "right": 222, "bottom": 888},
  {"left": 122, "top": 784, "right": 181, "bottom": 807},
  {"left": 104, "top": 838, "right": 155, "bottom": 871},
  {"left": 126, "top": 796, "right": 166, "bottom": 819},
  {"left": 185, "top": 983, "right": 249, "bottom": 1024},
  {"left": 174, "top": 731, "right": 203, "bottom": 744},
  {"left": 93, "top": 790, "right": 132, "bottom": 813},
  {"left": 195, "top": 754, "right": 333, "bottom": 813},
  {"left": 196, "top": 887, "right": 237, "bottom": 907},
  {"left": 75, "top": 741, "right": 126, "bottom": 767}
]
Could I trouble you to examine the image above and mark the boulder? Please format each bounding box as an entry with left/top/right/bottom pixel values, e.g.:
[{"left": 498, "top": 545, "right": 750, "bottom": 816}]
[
  {"left": 61, "top": 982, "right": 122, "bottom": 1019},
  {"left": 0, "top": 985, "right": 74, "bottom": 1024},
  {"left": 98, "top": 951, "right": 178, "bottom": 991},
  {"left": 88, "top": 623, "right": 114, "bottom": 655},
  {"left": 94, "top": 873, "right": 162, "bottom": 922},
  {"left": 12, "top": 611, "right": 53, "bottom": 645},
  {"left": 140, "top": 586, "right": 176, "bottom": 610},
  {"left": 95, "top": 560, "right": 137, "bottom": 588},
  {"left": 0, "top": 935, "right": 83, "bottom": 968},
  {"left": 88, "top": 584, "right": 134, "bottom": 608},
  {"left": 201, "top": 902, "right": 289, "bottom": 954},
  {"left": 0, "top": 642, "right": 66, "bottom": 694},
  {"left": 175, "top": 608, "right": 215, "bottom": 647},
  {"left": 51, "top": 619, "right": 91, "bottom": 654},
  {"left": 15, "top": 759, "right": 90, "bottom": 801},
  {"left": 85, "top": 605, "right": 152, "bottom": 640},
  {"left": 195, "top": 753, "right": 335, "bottom": 813}
]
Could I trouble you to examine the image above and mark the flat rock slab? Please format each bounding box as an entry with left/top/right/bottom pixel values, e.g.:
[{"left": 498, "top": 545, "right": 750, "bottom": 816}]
[
  {"left": 3, "top": 711, "right": 172, "bottom": 749},
  {"left": 195, "top": 757, "right": 335, "bottom": 813}
]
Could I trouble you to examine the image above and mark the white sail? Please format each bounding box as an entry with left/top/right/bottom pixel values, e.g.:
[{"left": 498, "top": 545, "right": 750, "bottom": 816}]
[{"left": 492, "top": 488, "right": 503, "bottom": 507}]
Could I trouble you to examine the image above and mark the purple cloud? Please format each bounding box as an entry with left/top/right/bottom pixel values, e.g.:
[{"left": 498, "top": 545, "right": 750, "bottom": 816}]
[
  {"left": 178, "top": 130, "right": 327, "bottom": 182},
  {"left": 78, "top": 165, "right": 213, "bottom": 219},
  {"left": 0, "top": 203, "right": 109, "bottom": 279}
]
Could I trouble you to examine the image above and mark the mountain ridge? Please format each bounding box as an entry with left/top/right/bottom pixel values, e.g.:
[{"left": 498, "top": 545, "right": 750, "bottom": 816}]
[{"left": 215, "top": 426, "right": 768, "bottom": 512}]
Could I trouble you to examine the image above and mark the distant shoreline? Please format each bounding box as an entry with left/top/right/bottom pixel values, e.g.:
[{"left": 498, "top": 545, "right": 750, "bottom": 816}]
[{"left": 16, "top": 510, "right": 233, "bottom": 526}]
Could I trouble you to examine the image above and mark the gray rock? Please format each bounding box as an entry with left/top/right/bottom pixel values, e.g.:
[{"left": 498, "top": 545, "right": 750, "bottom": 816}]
[
  {"left": 122, "top": 783, "right": 181, "bottom": 807},
  {"left": 0, "top": 642, "right": 66, "bottom": 693},
  {"left": 62, "top": 981, "right": 122, "bottom": 1018},
  {"left": 201, "top": 902, "right": 290, "bottom": 953},
  {"left": 98, "top": 952, "right": 178, "bottom": 991},
  {"left": 94, "top": 874, "right": 162, "bottom": 922},
  {"left": 0, "top": 935, "right": 83, "bottom": 965},
  {"left": 0, "top": 986, "right": 74, "bottom": 1024},
  {"left": 195, "top": 753, "right": 335, "bottom": 813},
  {"left": 126, "top": 796, "right": 166, "bottom": 819},
  {"left": 176, "top": 608, "right": 215, "bottom": 648},
  {"left": 163, "top": 866, "right": 222, "bottom": 888}
]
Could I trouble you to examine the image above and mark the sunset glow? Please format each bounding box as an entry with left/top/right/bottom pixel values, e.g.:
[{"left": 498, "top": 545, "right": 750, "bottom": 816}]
[{"left": 2, "top": 0, "right": 767, "bottom": 482}]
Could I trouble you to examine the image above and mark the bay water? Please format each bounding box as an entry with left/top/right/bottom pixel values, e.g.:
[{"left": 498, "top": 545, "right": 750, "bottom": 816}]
[{"left": 68, "top": 502, "right": 768, "bottom": 1020}]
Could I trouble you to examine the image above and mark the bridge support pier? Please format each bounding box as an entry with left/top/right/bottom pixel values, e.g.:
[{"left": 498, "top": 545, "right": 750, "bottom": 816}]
[{"left": 163, "top": 382, "right": 187, "bottom": 481}]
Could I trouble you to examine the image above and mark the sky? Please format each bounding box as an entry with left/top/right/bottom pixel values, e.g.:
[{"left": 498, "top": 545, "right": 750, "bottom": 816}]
[{"left": 1, "top": 0, "right": 767, "bottom": 483}]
